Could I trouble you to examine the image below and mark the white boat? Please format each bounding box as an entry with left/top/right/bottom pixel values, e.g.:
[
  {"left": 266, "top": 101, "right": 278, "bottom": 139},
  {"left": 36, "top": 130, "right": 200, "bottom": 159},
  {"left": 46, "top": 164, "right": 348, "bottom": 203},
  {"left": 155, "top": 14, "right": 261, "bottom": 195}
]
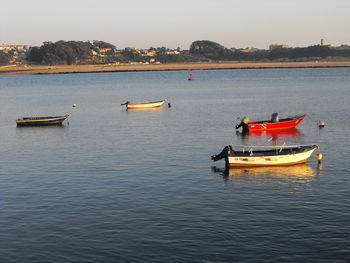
[{"left": 211, "top": 144, "right": 319, "bottom": 167}]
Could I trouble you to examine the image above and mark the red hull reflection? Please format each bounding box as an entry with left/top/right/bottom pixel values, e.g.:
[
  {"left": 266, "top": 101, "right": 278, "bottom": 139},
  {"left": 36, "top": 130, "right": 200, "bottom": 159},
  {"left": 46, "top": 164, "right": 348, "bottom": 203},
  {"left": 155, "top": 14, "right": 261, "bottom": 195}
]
[{"left": 248, "top": 128, "right": 302, "bottom": 137}]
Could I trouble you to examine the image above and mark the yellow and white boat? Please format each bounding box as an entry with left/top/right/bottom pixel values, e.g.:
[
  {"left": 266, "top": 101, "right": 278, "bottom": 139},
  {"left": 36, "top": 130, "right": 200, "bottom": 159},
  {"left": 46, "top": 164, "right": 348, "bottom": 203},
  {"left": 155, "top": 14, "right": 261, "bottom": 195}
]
[
  {"left": 121, "top": 100, "right": 166, "bottom": 110},
  {"left": 211, "top": 144, "right": 319, "bottom": 167}
]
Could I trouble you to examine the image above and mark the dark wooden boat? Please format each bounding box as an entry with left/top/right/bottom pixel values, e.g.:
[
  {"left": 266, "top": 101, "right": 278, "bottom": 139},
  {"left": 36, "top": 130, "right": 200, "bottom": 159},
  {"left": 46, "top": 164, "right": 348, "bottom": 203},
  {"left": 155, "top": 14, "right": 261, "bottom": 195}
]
[{"left": 16, "top": 114, "right": 69, "bottom": 126}]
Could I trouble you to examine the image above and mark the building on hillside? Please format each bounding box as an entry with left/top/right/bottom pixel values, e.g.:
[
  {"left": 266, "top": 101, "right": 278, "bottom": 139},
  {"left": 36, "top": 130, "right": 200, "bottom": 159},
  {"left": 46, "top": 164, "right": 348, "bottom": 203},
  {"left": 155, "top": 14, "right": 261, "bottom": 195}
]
[
  {"left": 140, "top": 49, "right": 156, "bottom": 56},
  {"left": 269, "top": 44, "right": 289, "bottom": 50},
  {"left": 126, "top": 47, "right": 141, "bottom": 54},
  {"left": 240, "top": 47, "right": 259, "bottom": 53},
  {"left": 166, "top": 50, "right": 180, "bottom": 55},
  {"left": 336, "top": 45, "right": 350, "bottom": 50},
  {"left": 0, "top": 45, "right": 30, "bottom": 63},
  {"left": 0, "top": 45, "right": 29, "bottom": 53}
]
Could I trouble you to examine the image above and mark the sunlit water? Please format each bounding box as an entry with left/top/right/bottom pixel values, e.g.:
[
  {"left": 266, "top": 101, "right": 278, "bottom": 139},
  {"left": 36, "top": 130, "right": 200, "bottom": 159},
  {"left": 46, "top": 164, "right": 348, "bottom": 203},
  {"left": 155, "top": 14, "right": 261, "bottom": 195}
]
[{"left": 1, "top": 68, "right": 349, "bottom": 262}]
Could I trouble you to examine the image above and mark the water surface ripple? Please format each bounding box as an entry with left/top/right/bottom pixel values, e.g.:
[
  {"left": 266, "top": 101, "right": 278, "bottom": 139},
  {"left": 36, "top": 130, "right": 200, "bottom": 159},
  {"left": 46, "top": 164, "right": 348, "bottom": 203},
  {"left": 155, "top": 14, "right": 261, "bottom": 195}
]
[{"left": 1, "top": 68, "right": 350, "bottom": 262}]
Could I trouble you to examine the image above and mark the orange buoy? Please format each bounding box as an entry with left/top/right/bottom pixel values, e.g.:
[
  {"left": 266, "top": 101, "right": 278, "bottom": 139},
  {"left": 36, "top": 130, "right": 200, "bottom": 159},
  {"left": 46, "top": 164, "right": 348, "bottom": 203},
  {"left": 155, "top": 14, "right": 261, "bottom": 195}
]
[
  {"left": 188, "top": 69, "right": 195, "bottom": 80},
  {"left": 316, "top": 153, "right": 323, "bottom": 164}
]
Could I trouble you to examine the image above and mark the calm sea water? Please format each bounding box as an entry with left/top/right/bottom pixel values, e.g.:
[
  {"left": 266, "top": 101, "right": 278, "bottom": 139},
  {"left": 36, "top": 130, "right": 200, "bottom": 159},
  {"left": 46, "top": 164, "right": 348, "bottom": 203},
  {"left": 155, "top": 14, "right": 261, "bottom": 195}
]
[{"left": 1, "top": 68, "right": 349, "bottom": 262}]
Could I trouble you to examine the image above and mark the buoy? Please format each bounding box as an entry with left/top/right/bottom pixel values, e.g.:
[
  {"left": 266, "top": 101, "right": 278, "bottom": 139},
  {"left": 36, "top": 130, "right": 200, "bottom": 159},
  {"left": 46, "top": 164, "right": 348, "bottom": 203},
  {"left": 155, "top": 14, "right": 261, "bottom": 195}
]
[
  {"left": 316, "top": 153, "right": 323, "bottom": 164},
  {"left": 188, "top": 69, "right": 195, "bottom": 80},
  {"left": 318, "top": 120, "right": 325, "bottom": 128},
  {"left": 72, "top": 104, "right": 77, "bottom": 107}
]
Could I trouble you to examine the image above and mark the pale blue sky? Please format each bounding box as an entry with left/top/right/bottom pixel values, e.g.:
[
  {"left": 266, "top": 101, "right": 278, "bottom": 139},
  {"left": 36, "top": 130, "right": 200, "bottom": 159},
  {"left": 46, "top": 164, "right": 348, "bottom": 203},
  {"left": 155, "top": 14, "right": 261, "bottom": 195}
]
[{"left": 1, "top": 0, "right": 349, "bottom": 49}]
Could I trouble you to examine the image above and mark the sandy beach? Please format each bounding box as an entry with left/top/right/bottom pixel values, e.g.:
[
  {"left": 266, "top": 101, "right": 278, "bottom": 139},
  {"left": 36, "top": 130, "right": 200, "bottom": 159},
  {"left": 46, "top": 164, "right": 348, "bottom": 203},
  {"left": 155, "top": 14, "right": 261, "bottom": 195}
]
[{"left": 1, "top": 61, "right": 350, "bottom": 75}]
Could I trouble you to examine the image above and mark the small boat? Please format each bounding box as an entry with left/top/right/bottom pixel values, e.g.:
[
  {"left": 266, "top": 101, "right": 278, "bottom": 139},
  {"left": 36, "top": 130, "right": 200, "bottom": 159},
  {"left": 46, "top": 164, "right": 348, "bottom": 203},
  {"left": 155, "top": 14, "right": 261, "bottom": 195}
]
[
  {"left": 122, "top": 100, "right": 166, "bottom": 110},
  {"left": 211, "top": 144, "right": 319, "bottom": 167},
  {"left": 16, "top": 114, "right": 69, "bottom": 126},
  {"left": 236, "top": 114, "right": 306, "bottom": 131}
]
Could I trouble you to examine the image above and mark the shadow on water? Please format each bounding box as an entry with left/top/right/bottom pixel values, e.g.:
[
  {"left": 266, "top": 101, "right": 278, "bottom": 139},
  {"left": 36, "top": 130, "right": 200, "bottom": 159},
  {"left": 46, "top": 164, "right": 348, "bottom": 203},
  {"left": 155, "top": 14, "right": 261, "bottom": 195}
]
[
  {"left": 211, "top": 163, "right": 322, "bottom": 183},
  {"left": 16, "top": 124, "right": 68, "bottom": 130},
  {"left": 15, "top": 124, "right": 69, "bottom": 137}
]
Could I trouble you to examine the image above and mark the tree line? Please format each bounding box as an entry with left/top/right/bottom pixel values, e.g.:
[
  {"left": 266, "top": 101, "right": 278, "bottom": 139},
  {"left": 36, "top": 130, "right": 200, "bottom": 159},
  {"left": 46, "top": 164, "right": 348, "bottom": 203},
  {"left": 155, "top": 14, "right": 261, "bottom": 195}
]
[
  {"left": 2, "top": 40, "right": 350, "bottom": 66},
  {"left": 26, "top": 40, "right": 198, "bottom": 65},
  {"left": 189, "top": 40, "right": 350, "bottom": 61},
  {"left": 0, "top": 52, "right": 13, "bottom": 66}
]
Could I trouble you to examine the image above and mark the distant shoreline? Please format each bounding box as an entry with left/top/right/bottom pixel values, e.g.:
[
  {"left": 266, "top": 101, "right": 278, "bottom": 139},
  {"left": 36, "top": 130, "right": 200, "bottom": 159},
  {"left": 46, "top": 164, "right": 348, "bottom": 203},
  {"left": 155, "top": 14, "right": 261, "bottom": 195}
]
[{"left": 1, "top": 61, "right": 350, "bottom": 76}]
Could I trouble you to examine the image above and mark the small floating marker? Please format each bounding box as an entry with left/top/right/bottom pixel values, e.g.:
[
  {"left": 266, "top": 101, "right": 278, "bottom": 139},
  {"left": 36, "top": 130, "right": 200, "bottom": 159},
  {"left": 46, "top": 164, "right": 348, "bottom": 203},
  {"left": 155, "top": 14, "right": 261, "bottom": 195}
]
[
  {"left": 316, "top": 153, "right": 323, "bottom": 164},
  {"left": 72, "top": 104, "right": 77, "bottom": 107},
  {"left": 188, "top": 69, "right": 195, "bottom": 80},
  {"left": 318, "top": 120, "right": 325, "bottom": 128},
  {"left": 168, "top": 102, "right": 171, "bottom": 108}
]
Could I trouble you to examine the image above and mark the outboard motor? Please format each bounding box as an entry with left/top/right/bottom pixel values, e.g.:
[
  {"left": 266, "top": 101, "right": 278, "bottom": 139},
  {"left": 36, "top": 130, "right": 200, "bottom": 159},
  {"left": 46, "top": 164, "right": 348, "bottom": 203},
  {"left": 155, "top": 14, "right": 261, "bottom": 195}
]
[
  {"left": 211, "top": 145, "right": 233, "bottom": 162},
  {"left": 271, "top": 112, "right": 279, "bottom": 122},
  {"left": 121, "top": 101, "right": 130, "bottom": 106}
]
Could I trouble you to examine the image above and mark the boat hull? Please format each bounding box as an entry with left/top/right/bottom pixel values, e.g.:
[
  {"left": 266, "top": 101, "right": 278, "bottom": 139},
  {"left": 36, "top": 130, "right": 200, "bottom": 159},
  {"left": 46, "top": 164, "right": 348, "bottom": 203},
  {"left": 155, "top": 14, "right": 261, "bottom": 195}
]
[
  {"left": 16, "top": 115, "right": 69, "bottom": 126},
  {"left": 212, "top": 144, "right": 318, "bottom": 167},
  {"left": 248, "top": 115, "right": 305, "bottom": 131},
  {"left": 227, "top": 148, "right": 316, "bottom": 167},
  {"left": 126, "top": 100, "right": 165, "bottom": 110}
]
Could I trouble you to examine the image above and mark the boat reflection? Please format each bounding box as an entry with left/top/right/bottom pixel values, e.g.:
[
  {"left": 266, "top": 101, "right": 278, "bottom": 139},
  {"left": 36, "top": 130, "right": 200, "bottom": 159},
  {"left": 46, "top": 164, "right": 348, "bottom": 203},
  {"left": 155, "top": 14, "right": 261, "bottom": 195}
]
[
  {"left": 16, "top": 124, "right": 68, "bottom": 130},
  {"left": 248, "top": 128, "right": 302, "bottom": 137},
  {"left": 212, "top": 163, "right": 317, "bottom": 182},
  {"left": 236, "top": 128, "right": 303, "bottom": 143}
]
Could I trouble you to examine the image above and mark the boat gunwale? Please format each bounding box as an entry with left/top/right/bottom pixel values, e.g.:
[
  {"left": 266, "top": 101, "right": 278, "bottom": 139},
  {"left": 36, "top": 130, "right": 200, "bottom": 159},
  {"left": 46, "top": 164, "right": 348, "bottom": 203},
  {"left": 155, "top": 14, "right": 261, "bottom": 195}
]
[{"left": 227, "top": 144, "right": 318, "bottom": 157}]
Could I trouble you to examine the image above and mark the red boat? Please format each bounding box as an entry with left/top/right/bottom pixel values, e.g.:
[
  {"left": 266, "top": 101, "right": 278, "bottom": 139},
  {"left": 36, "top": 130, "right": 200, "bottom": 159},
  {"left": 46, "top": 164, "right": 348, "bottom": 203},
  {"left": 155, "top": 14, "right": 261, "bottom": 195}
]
[
  {"left": 236, "top": 114, "right": 306, "bottom": 132},
  {"left": 248, "top": 114, "right": 306, "bottom": 131}
]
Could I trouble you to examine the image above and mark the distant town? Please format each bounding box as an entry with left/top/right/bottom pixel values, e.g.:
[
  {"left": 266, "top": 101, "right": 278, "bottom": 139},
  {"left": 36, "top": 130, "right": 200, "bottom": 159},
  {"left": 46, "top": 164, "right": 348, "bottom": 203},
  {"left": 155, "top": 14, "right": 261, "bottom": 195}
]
[{"left": 1, "top": 39, "right": 350, "bottom": 66}]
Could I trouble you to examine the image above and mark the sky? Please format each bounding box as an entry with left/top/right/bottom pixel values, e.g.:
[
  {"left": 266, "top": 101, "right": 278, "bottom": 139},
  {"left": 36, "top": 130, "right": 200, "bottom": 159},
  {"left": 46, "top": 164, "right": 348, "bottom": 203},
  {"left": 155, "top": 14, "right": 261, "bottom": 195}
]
[{"left": 1, "top": 0, "right": 350, "bottom": 49}]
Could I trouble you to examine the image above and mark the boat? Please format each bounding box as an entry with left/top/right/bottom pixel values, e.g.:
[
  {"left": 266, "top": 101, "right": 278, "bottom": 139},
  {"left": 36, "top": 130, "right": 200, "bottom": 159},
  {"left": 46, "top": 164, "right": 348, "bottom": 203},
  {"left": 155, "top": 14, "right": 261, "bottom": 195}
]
[
  {"left": 121, "top": 100, "right": 166, "bottom": 110},
  {"left": 16, "top": 114, "right": 69, "bottom": 126},
  {"left": 211, "top": 144, "right": 319, "bottom": 167},
  {"left": 236, "top": 114, "right": 306, "bottom": 131}
]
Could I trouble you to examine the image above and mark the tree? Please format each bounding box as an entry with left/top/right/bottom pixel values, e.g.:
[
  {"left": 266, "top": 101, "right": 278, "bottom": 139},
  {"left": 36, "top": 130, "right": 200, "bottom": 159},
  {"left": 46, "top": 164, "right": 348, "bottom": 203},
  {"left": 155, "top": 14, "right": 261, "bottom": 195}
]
[
  {"left": 0, "top": 51, "right": 12, "bottom": 65},
  {"left": 27, "top": 41, "right": 93, "bottom": 65},
  {"left": 189, "top": 40, "right": 235, "bottom": 60},
  {"left": 93, "top": 40, "right": 116, "bottom": 49},
  {"left": 27, "top": 47, "right": 43, "bottom": 62}
]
